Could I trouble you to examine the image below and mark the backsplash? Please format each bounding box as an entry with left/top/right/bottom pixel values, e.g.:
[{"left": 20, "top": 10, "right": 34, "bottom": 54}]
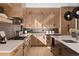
[{"left": 0, "top": 22, "right": 21, "bottom": 39}]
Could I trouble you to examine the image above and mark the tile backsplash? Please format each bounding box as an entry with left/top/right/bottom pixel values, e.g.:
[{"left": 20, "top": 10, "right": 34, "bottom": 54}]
[{"left": 0, "top": 22, "right": 21, "bottom": 39}]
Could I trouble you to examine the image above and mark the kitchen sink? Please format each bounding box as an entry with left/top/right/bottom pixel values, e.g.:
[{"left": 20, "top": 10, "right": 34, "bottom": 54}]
[{"left": 62, "top": 40, "right": 77, "bottom": 43}]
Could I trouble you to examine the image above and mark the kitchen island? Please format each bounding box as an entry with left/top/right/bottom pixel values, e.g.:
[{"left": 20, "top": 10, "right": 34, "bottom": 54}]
[
  {"left": 51, "top": 35, "right": 79, "bottom": 56},
  {"left": 0, "top": 40, "right": 24, "bottom": 56},
  {"left": 0, "top": 33, "right": 35, "bottom": 56},
  {"left": 0, "top": 34, "right": 31, "bottom": 56}
]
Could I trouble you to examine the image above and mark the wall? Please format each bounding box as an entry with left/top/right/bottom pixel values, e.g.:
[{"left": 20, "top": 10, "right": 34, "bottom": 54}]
[
  {"left": 0, "top": 22, "right": 21, "bottom": 39},
  {"left": 0, "top": 3, "right": 24, "bottom": 18},
  {"left": 61, "top": 7, "right": 75, "bottom": 35},
  {"left": 23, "top": 8, "right": 60, "bottom": 29},
  {"left": 0, "top": 3, "right": 23, "bottom": 39},
  {"left": 0, "top": 4, "right": 76, "bottom": 35},
  {"left": 23, "top": 7, "right": 75, "bottom": 35}
]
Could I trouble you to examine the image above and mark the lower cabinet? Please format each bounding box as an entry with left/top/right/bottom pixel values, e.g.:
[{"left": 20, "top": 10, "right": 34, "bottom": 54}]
[
  {"left": 51, "top": 45, "right": 60, "bottom": 56},
  {"left": 24, "top": 38, "right": 31, "bottom": 56},
  {"left": 59, "top": 44, "right": 79, "bottom": 56},
  {"left": 46, "top": 34, "right": 52, "bottom": 46},
  {"left": 11, "top": 44, "right": 23, "bottom": 56},
  {"left": 11, "top": 39, "right": 31, "bottom": 56},
  {"left": 51, "top": 41, "right": 61, "bottom": 56},
  {"left": 0, "top": 37, "right": 31, "bottom": 56},
  {"left": 51, "top": 40, "right": 79, "bottom": 56}
]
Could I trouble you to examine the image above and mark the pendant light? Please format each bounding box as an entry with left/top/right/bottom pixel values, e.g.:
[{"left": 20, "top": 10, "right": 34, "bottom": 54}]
[
  {"left": 72, "top": 7, "right": 79, "bottom": 19},
  {"left": 72, "top": 7, "right": 79, "bottom": 29},
  {"left": 64, "top": 11, "right": 73, "bottom": 21}
]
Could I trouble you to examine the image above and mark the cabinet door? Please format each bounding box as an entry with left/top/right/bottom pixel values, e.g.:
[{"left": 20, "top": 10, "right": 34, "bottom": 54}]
[
  {"left": 15, "top": 47, "right": 23, "bottom": 56},
  {"left": 24, "top": 45, "right": 28, "bottom": 56},
  {"left": 30, "top": 35, "right": 38, "bottom": 46},
  {"left": 58, "top": 42, "right": 79, "bottom": 56},
  {"left": 24, "top": 38, "right": 31, "bottom": 56},
  {"left": 60, "top": 48, "right": 70, "bottom": 56},
  {"left": 61, "top": 47, "right": 79, "bottom": 56},
  {"left": 51, "top": 40, "right": 79, "bottom": 56},
  {"left": 51, "top": 40, "right": 60, "bottom": 56},
  {"left": 11, "top": 44, "right": 23, "bottom": 56},
  {"left": 46, "top": 35, "right": 52, "bottom": 46},
  {"left": 51, "top": 44, "right": 60, "bottom": 56}
]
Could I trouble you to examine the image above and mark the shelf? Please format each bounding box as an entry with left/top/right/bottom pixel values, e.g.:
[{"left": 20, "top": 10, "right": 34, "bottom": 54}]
[{"left": 0, "top": 17, "right": 12, "bottom": 24}]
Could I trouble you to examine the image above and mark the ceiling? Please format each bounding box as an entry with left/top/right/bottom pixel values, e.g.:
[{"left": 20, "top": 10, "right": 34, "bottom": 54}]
[{"left": 25, "top": 3, "right": 79, "bottom": 8}]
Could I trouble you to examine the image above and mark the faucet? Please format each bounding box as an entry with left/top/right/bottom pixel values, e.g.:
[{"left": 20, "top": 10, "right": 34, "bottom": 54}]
[
  {"left": 76, "top": 37, "right": 78, "bottom": 41},
  {"left": 76, "top": 33, "right": 79, "bottom": 41}
]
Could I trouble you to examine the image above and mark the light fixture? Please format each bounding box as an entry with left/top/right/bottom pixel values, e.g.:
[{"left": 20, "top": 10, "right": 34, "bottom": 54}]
[
  {"left": 72, "top": 7, "right": 79, "bottom": 18},
  {"left": 64, "top": 11, "right": 73, "bottom": 21}
]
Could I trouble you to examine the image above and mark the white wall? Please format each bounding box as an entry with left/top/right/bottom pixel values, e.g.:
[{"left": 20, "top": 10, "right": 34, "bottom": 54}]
[
  {"left": 26, "top": 3, "right": 79, "bottom": 8},
  {"left": 0, "top": 23, "right": 21, "bottom": 39}
]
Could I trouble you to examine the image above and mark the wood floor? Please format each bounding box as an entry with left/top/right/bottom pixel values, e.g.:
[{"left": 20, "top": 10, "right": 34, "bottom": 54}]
[{"left": 27, "top": 47, "right": 53, "bottom": 56}]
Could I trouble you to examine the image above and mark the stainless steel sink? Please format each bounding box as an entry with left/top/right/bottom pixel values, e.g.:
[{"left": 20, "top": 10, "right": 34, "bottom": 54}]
[{"left": 62, "top": 40, "right": 77, "bottom": 43}]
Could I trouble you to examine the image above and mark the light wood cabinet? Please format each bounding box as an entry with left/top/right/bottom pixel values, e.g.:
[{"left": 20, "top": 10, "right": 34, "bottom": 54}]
[
  {"left": 24, "top": 37, "right": 31, "bottom": 56},
  {"left": 30, "top": 35, "right": 38, "bottom": 46},
  {"left": 51, "top": 40, "right": 60, "bottom": 56},
  {"left": 51, "top": 40, "right": 79, "bottom": 56},
  {"left": 46, "top": 34, "right": 52, "bottom": 46},
  {"left": 59, "top": 43, "right": 79, "bottom": 56},
  {"left": 11, "top": 43, "right": 23, "bottom": 56},
  {"left": 30, "top": 35, "right": 46, "bottom": 46}
]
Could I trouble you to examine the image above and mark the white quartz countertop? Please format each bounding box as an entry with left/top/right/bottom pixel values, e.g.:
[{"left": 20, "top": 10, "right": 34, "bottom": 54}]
[
  {"left": 0, "top": 33, "right": 41, "bottom": 54},
  {"left": 0, "top": 40, "right": 24, "bottom": 53},
  {"left": 51, "top": 35, "right": 79, "bottom": 54}
]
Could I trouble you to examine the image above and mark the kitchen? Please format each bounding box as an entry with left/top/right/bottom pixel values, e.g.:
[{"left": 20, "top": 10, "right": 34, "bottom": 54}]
[{"left": 0, "top": 3, "right": 79, "bottom": 56}]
